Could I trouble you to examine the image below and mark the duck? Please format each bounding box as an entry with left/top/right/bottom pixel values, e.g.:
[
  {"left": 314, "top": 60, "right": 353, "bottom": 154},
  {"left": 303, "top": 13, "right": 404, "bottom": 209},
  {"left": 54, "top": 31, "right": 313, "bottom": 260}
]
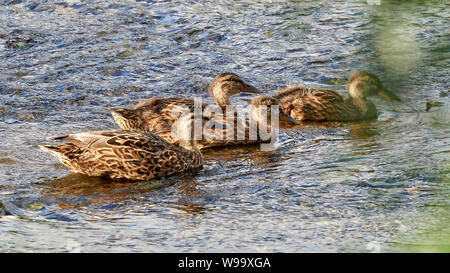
[
  {"left": 39, "top": 114, "right": 203, "bottom": 181},
  {"left": 109, "top": 73, "right": 260, "bottom": 129},
  {"left": 200, "top": 95, "right": 299, "bottom": 146},
  {"left": 108, "top": 73, "right": 272, "bottom": 149},
  {"left": 111, "top": 95, "right": 298, "bottom": 149},
  {"left": 274, "top": 71, "right": 401, "bottom": 122},
  {"left": 248, "top": 95, "right": 300, "bottom": 138}
]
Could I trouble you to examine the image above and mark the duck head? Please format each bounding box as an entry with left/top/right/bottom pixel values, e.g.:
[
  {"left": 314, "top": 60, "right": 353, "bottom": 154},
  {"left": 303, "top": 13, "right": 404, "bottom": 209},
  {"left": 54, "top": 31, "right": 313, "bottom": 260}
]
[
  {"left": 347, "top": 71, "right": 401, "bottom": 102},
  {"left": 108, "top": 107, "right": 142, "bottom": 130},
  {"left": 249, "top": 96, "right": 299, "bottom": 127},
  {"left": 209, "top": 73, "right": 261, "bottom": 109}
]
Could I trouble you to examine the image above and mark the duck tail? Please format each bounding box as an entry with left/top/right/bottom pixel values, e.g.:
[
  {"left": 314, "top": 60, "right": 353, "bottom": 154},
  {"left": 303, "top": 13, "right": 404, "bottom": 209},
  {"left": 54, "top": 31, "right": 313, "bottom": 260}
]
[
  {"left": 39, "top": 144, "right": 60, "bottom": 153},
  {"left": 47, "top": 135, "right": 70, "bottom": 141},
  {"left": 39, "top": 145, "right": 70, "bottom": 161}
]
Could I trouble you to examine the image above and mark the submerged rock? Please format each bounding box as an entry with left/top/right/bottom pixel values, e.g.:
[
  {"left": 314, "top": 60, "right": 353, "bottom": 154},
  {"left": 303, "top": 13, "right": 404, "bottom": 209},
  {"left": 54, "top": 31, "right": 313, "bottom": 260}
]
[
  {"left": 426, "top": 101, "right": 444, "bottom": 112},
  {"left": 5, "top": 37, "right": 36, "bottom": 49},
  {"left": 439, "top": 90, "right": 449, "bottom": 97},
  {"left": 27, "top": 201, "right": 45, "bottom": 211},
  {"left": 0, "top": 107, "right": 7, "bottom": 116},
  {"left": 0, "top": 201, "right": 12, "bottom": 216},
  {"left": 4, "top": 29, "right": 44, "bottom": 49}
]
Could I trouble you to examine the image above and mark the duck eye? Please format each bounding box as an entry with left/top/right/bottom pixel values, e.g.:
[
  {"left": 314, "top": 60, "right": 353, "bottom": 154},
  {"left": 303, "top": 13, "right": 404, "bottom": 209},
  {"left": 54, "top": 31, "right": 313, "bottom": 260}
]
[{"left": 227, "top": 78, "right": 244, "bottom": 85}]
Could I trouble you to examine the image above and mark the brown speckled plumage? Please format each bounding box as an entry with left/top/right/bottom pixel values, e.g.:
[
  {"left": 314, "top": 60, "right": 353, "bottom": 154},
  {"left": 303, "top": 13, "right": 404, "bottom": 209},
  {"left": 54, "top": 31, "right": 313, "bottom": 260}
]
[
  {"left": 110, "top": 97, "right": 203, "bottom": 138},
  {"left": 274, "top": 71, "right": 401, "bottom": 122},
  {"left": 249, "top": 96, "right": 299, "bottom": 127},
  {"left": 109, "top": 73, "right": 269, "bottom": 149},
  {"left": 39, "top": 117, "right": 202, "bottom": 181}
]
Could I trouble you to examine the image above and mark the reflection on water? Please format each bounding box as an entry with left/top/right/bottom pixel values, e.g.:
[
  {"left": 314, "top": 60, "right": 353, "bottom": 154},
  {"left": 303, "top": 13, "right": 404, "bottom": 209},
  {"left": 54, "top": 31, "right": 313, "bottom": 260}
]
[
  {"left": 0, "top": 0, "right": 448, "bottom": 252},
  {"left": 43, "top": 173, "right": 166, "bottom": 207},
  {"left": 41, "top": 172, "right": 211, "bottom": 216}
]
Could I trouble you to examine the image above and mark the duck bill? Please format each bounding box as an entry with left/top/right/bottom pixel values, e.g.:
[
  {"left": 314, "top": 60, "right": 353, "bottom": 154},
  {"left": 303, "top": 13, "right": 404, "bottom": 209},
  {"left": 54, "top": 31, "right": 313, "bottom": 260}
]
[
  {"left": 242, "top": 84, "right": 261, "bottom": 94},
  {"left": 279, "top": 109, "right": 299, "bottom": 125},
  {"left": 378, "top": 88, "right": 401, "bottom": 101}
]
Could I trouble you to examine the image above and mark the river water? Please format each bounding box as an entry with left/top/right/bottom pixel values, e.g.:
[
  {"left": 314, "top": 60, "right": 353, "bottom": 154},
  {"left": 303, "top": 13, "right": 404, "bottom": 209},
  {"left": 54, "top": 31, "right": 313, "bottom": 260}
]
[{"left": 0, "top": 0, "right": 449, "bottom": 252}]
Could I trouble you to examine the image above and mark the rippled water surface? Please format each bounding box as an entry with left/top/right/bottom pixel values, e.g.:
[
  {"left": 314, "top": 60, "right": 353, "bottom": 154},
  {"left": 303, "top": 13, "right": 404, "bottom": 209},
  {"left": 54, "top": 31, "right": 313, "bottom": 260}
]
[{"left": 0, "top": 0, "right": 449, "bottom": 252}]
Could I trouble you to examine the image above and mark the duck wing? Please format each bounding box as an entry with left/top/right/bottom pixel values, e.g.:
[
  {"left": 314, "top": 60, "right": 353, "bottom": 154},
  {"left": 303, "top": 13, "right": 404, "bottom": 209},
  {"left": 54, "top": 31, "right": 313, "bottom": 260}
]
[
  {"left": 40, "top": 130, "right": 191, "bottom": 180},
  {"left": 276, "top": 86, "right": 354, "bottom": 121}
]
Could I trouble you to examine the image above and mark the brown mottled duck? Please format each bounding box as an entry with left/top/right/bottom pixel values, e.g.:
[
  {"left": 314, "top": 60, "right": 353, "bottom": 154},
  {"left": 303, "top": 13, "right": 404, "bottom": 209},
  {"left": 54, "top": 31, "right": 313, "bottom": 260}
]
[
  {"left": 109, "top": 73, "right": 261, "bottom": 135},
  {"left": 248, "top": 95, "right": 300, "bottom": 127},
  {"left": 109, "top": 72, "right": 260, "bottom": 130},
  {"left": 39, "top": 114, "right": 203, "bottom": 181},
  {"left": 274, "top": 71, "right": 401, "bottom": 122},
  {"left": 206, "top": 95, "right": 300, "bottom": 146},
  {"left": 108, "top": 73, "right": 285, "bottom": 149},
  {"left": 111, "top": 95, "right": 298, "bottom": 149}
]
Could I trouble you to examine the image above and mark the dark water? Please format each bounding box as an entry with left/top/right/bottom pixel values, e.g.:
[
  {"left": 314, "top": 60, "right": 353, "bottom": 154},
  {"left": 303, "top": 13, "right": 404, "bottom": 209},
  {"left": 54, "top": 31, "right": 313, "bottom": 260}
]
[{"left": 0, "top": 0, "right": 449, "bottom": 252}]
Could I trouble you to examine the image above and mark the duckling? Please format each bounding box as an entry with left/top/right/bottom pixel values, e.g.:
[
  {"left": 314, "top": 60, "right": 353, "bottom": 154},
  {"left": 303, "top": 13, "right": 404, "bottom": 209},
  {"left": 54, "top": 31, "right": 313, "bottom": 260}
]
[
  {"left": 108, "top": 73, "right": 262, "bottom": 149},
  {"left": 274, "top": 71, "right": 401, "bottom": 122},
  {"left": 39, "top": 114, "right": 202, "bottom": 181}
]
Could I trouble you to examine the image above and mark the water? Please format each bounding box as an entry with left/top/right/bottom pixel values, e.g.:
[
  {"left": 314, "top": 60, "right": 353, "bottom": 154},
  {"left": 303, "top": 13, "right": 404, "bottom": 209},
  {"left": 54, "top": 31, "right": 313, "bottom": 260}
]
[{"left": 0, "top": 0, "right": 449, "bottom": 252}]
